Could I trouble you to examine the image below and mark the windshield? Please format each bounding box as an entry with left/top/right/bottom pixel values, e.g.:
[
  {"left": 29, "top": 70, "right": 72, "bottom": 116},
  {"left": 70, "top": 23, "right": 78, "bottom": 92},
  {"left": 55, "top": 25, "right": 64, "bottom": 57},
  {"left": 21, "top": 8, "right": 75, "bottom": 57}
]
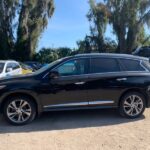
[
  {"left": 33, "top": 58, "right": 66, "bottom": 75},
  {"left": 0, "top": 63, "right": 5, "bottom": 74}
]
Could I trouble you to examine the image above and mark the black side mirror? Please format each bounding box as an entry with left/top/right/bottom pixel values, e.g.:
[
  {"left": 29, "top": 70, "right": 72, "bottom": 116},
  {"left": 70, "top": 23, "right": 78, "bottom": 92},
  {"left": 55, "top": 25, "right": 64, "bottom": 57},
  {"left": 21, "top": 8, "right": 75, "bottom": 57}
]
[{"left": 49, "top": 71, "right": 59, "bottom": 79}]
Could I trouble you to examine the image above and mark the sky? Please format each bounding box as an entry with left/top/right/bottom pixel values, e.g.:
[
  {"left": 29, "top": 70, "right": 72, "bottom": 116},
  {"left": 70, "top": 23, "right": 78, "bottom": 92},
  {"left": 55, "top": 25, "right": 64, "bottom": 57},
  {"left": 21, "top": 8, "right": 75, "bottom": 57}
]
[
  {"left": 37, "top": 0, "right": 150, "bottom": 51},
  {"left": 38, "top": 0, "right": 114, "bottom": 50}
]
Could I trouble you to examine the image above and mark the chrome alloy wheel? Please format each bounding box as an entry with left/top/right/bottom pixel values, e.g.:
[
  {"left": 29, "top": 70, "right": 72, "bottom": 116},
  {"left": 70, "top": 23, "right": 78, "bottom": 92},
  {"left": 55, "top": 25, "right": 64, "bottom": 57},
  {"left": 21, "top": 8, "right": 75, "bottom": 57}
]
[
  {"left": 7, "top": 100, "right": 32, "bottom": 123},
  {"left": 123, "top": 95, "right": 144, "bottom": 117}
]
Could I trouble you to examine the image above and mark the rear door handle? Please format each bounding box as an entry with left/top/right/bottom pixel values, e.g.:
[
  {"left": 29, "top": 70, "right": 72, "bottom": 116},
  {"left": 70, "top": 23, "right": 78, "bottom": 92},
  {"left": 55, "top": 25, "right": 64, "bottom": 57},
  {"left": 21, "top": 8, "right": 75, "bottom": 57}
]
[
  {"left": 116, "top": 78, "right": 127, "bottom": 81},
  {"left": 75, "top": 82, "right": 85, "bottom": 85}
]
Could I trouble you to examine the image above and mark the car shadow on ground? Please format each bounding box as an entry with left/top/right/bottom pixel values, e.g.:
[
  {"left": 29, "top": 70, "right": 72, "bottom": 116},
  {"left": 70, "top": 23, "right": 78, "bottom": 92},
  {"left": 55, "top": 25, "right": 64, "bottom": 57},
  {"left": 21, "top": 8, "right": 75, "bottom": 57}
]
[{"left": 0, "top": 109, "right": 145, "bottom": 134}]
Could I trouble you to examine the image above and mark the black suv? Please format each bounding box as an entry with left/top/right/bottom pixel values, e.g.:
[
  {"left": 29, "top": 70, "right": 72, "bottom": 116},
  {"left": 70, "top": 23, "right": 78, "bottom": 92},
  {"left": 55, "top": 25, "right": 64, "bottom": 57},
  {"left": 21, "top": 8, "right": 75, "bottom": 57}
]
[{"left": 1, "top": 53, "right": 150, "bottom": 125}]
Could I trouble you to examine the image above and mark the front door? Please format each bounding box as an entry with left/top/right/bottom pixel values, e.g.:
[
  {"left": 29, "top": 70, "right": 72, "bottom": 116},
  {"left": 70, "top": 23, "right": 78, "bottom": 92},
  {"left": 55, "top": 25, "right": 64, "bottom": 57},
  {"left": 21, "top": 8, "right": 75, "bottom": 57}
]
[{"left": 40, "top": 58, "right": 89, "bottom": 109}]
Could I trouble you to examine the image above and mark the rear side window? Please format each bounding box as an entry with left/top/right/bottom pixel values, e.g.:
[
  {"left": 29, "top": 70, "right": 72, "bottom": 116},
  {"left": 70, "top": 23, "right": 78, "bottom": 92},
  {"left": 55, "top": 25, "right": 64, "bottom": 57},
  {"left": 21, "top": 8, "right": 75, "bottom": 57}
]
[
  {"left": 90, "top": 58, "right": 120, "bottom": 73},
  {"left": 120, "top": 59, "right": 145, "bottom": 71}
]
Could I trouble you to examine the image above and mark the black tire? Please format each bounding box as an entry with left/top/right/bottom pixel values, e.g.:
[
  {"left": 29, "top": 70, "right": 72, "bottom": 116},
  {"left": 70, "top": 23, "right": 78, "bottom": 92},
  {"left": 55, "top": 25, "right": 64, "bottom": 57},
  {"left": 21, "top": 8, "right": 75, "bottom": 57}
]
[
  {"left": 119, "top": 92, "right": 146, "bottom": 119},
  {"left": 3, "top": 96, "right": 36, "bottom": 125}
]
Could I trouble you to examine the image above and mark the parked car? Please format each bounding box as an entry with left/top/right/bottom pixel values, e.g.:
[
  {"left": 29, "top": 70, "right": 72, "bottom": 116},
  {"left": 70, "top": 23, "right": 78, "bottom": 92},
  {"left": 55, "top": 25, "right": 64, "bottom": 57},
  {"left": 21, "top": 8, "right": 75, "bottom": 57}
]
[
  {"left": 19, "top": 62, "right": 33, "bottom": 74},
  {"left": 24, "top": 61, "right": 42, "bottom": 71},
  {"left": 0, "top": 60, "right": 22, "bottom": 78},
  {"left": 0, "top": 53, "right": 150, "bottom": 125},
  {"left": 132, "top": 46, "right": 150, "bottom": 58}
]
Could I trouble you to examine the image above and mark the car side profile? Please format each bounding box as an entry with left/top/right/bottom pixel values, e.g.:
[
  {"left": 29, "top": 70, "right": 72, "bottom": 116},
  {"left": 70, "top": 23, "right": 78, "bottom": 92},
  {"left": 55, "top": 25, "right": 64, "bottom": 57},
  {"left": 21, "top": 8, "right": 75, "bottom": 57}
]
[{"left": 0, "top": 53, "right": 150, "bottom": 125}]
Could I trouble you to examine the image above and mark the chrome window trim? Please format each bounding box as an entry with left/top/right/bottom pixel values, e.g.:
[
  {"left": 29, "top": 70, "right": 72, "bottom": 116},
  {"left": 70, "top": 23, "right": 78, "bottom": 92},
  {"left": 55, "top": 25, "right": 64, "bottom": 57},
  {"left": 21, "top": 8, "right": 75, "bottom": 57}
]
[
  {"left": 44, "top": 100, "right": 114, "bottom": 108},
  {"left": 43, "top": 56, "right": 149, "bottom": 79}
]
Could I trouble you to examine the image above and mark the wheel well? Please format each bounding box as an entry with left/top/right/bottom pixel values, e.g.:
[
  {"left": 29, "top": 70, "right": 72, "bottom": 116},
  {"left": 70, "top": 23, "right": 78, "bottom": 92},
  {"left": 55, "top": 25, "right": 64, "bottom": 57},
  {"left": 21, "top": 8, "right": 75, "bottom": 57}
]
[
  {"left": 0, "top": 93, "right": 38, "bottom": 114},
  {"left": 118, "top": 88, "right": 148, "bottom": 107}
]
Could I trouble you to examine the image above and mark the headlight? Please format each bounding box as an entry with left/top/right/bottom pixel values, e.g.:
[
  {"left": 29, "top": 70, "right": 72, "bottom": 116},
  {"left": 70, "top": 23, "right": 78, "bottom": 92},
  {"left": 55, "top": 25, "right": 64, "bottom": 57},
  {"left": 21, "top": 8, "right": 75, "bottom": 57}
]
[{"left": 0, "top": 85, "right": 6, "bottom": 90}]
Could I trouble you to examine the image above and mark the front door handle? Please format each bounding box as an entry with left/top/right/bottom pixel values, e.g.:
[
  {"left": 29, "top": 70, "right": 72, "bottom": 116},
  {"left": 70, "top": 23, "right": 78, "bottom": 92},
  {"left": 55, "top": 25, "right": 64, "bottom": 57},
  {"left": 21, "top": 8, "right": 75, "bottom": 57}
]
[
  {"left": 116, "top": 78, "right": 127, "bottom": 81},
  {"left": 75, "top": 82, "right": 85, "bottom": 85}
]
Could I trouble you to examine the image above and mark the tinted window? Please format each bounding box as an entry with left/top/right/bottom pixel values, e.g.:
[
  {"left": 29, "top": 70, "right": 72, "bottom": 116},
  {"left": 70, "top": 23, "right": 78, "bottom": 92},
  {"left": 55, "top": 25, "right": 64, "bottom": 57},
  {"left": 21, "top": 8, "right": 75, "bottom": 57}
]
[
  {"left": 55, "top": 59, "right": 88, "bottom": 76},
  {"left": 90, "top": 58, "right": 120, "bottom": 73},
  {"left": 0, "top": 63, "right": 5, "bottom": 73},
  {"left": 138, "top": 49, "right": 150, "bottom": 57},
  {"left": 120, "top": 59, "right": 145, "bottom": 71}
]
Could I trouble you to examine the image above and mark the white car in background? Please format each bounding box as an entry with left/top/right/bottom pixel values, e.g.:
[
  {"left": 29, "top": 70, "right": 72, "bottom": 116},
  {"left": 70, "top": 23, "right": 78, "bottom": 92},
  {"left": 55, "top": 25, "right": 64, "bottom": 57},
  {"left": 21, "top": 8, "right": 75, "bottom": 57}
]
[{"left": 0, "top": 60, "right": 22, "bottom": 78}]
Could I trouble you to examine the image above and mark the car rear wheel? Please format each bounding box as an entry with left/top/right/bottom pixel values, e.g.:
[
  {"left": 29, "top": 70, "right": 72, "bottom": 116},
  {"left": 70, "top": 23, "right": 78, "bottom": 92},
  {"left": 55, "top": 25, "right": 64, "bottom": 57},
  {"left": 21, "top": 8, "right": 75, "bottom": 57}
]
[
  {"left": 119, "top": 92, "right": 146, "bottom": 118},
  {"left": 3, "top": 96, "right": 36, "bottom": 125}
]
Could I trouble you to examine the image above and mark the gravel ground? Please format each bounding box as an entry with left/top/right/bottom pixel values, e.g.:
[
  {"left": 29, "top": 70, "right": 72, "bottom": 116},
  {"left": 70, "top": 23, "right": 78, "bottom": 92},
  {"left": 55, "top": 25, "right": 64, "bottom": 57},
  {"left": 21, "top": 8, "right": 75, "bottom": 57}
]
[{"left": 0, "top": 108, "right": 150, "bottom": 150}]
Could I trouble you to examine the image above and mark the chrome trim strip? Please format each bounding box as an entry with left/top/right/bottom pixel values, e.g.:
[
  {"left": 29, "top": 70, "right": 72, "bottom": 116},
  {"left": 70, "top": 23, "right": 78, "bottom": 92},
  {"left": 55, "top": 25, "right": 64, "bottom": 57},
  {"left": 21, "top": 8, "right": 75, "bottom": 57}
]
[
  {"left": 44, "top": 102, "right": 88, "bottom": 108},
  {"left": 89, "top": 100, "right": 114, "bottom": 105},
  {"left": 44, "top": 100, "right": 114, "bottom": 108}
]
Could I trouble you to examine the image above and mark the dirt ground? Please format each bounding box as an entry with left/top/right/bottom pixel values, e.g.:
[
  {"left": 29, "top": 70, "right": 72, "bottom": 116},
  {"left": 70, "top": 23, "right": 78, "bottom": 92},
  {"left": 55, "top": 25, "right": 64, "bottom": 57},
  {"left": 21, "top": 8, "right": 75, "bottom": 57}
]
[{"left": 0, "top": 108, "right": 150, "bottom": 150}]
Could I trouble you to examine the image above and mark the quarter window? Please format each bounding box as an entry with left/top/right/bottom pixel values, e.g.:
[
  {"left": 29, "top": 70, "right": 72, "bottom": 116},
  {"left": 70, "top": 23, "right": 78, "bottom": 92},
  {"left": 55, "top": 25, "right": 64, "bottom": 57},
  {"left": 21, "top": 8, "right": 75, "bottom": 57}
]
[
  {"left": 120, "top": 59, "right": 145, "bottom": 71},
  {"left": 90, "top": 58, "right": 120, "bottom": 73},
  {"left": 55, "top": 59, "right": 88, "bottom": 76}
]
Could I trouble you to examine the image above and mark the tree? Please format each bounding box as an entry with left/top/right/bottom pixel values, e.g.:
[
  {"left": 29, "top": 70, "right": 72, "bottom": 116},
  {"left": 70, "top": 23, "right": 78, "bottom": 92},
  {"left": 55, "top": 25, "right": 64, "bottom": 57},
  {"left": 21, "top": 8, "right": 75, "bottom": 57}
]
[
  {"left": 0, "top": 0, "right": 54, "bottom": 60},
  {"left": 0, "top": 0, "right": 18, "bottom": 59},
  {"left": 34, "top": 48, "right": 58, "bottom": 63},
  {"left": 87, "top": 0, "right": 110, "bottom": 52},
  {"left": 88, "top": 0, "right": 150, "bottom": 54},
  {"left": 108, "top": 0, "right": 150, "bottom": 53},
  {"left": 57, "top": 47, "right": 72, "bottom": 58}
]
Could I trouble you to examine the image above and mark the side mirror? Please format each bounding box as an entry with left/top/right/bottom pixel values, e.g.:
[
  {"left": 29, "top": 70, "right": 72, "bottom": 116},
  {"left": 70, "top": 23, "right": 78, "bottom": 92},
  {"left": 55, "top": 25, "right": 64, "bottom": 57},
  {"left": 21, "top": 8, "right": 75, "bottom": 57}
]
[
  {"left": 6, "top": 68, "right": 13, "bottom": 72},
  {"left": 49, "top": 71, "right": 59, "bottom": 79}
]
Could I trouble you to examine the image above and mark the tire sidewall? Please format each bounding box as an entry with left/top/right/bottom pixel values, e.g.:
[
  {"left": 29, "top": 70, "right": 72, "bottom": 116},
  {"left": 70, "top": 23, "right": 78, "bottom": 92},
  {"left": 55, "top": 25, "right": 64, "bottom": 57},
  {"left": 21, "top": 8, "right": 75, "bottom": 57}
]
[
  {"left": 119, "top": 92, "right": 146, "bottom": 119},
  {"left": 3, "top": 96, "right": 36, "bottom": 125}
]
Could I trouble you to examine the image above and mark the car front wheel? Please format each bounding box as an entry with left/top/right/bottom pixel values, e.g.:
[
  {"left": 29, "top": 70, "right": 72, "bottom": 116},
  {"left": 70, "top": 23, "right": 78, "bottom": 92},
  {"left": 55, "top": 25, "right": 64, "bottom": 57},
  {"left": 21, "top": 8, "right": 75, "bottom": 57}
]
[
  {"left": 3, "top": 96, "right": 36, "bottom": 125},
  {"left": 119, "top": 92, "right": 146, "bottom": 118}
]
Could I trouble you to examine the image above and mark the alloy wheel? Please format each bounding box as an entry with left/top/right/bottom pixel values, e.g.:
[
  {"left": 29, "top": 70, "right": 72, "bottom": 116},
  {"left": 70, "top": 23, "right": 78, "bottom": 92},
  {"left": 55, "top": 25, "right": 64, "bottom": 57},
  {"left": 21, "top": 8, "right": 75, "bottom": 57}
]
[
  {"left": 123, "top": 95, "right": 144, "bottom": 117},
  {"left": 6, "top": 99, "right": 32, "bottom": 123}
]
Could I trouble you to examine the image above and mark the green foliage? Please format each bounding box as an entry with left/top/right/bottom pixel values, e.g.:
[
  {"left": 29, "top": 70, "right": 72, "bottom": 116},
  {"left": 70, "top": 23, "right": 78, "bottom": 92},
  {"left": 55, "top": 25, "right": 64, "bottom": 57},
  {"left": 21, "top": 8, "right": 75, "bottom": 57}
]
[
  {"left": 57, "top": 47, "right": 72, "bottom": 58},
  {"left": 86, "top": 0, "right": 150, "bottom": 54},
  {"left": 34, "top": 47, "right": 72, "bottom": 63},
  {"left": 87, "top": 0, "right": 110, "bottom": 52},
  {"left": 34, "top": 48, "right": 58, "bottom": 63},
  {"left": 0, "top": 0, "right": 54, "bottom": 61}
]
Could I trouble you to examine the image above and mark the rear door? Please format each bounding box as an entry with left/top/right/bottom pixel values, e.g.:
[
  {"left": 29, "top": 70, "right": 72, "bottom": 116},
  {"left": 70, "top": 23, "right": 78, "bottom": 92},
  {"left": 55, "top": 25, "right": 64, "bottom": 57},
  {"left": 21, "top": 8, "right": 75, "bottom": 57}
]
[{"left": 86, "top": 57, "right": 123, "bottom": 107}]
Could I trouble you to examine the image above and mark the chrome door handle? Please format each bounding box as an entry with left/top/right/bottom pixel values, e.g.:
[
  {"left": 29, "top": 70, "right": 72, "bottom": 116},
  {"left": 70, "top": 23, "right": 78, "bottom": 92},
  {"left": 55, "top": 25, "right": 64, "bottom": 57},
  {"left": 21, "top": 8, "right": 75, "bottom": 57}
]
[
  {"left": 75, "top": 82, "right": 85, "bottom": 85},
  {"left": 116, "top": 78, "right": 127, "bottom": 81}
]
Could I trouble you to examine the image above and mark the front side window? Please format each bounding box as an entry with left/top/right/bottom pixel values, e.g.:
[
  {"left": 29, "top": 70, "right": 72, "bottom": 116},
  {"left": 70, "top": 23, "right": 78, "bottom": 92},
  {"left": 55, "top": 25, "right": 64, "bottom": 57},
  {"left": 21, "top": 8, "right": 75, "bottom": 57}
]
[
  {"left": 120, "top": 59, "right": 145, "bottom": 71},
  {"left": 6, "top": 63, "right": 20, "bottom": 71},
  {"left": 55, "top": 59, "right": 88, "bottom": 76},
  {"left": 90, "top": 58, "right": 120, "bottom": 73},
  {"left": 6, "top": 63, "right": 13, "bottom": 71}
]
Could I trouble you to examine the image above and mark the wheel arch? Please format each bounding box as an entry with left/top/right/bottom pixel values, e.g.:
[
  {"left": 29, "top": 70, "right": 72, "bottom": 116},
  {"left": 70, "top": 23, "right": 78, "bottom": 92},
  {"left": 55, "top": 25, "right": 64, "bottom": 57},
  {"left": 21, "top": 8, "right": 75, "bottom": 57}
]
[
  {"left": 0, "top": 92, "right": 42, "bottom": 115},
  {"left": 118, "top": 88, "right": 148, "bottom": 107}
]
